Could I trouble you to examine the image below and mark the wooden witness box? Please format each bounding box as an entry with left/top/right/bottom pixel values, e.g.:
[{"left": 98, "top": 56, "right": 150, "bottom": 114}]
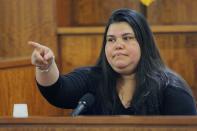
[{"left": 0, "top": 116, "right": 197, "bottom": 131}]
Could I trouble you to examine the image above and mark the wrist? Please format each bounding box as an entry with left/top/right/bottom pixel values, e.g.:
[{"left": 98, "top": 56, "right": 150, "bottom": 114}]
[{"left": 36, "top": 57, "right": 54, "bottom": 73}]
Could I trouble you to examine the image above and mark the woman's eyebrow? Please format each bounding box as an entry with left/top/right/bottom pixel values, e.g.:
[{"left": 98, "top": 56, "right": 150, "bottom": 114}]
[
  {"left": 122, "top": 33, "right": 135, "bottom": 36},
  {"left": 106, "top": 35, "right": 115, "bottom": 38},
  {"left": 106, "top": 33, "right": 134, "bottom": 37}
]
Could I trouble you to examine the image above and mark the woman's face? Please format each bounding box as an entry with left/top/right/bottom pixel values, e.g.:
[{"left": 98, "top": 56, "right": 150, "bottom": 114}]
[{"left": 105, "top": 22, "right": 141, "bottom": 75}]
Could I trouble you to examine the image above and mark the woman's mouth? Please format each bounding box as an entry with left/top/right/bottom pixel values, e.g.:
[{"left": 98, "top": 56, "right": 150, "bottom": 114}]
[{"left": 113, "top": 52, "right": 127, "bottom": 58}]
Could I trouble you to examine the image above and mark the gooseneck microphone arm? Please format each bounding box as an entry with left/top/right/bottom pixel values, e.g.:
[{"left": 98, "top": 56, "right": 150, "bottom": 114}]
[{"left": 71, "top": 93, "right": 95, "bottom": 117}]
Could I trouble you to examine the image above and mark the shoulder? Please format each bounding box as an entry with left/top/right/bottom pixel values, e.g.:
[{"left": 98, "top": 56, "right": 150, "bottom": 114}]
[
  {"left": 67, "top": 66, "right": 102, "bottom": 88},
  {"left": 62, "top": 66, "right": 102, "bottom": 83},
  {"left": 157, "top": 69, "right": 196, "bottom": 115},
  {"left": 72, "top": 66, "right": 101, "bottom": 73},
  {"left": 143, "top": 69, "right": 196, "bottom": 115},
  {"left": 59, "top": 66, "right": 102, "bottom": 89},
  {"left": 161, "top": 78, "right": 197, "bottom": 115},
  {"left": 70, "top": 66, "right": 102, "bottom": 78},
  {"left": 160, "top": 69, "right": 191, "bottom": 92},
  {"left": 163, "top": 69, "right": 193, "bottom": 101}
]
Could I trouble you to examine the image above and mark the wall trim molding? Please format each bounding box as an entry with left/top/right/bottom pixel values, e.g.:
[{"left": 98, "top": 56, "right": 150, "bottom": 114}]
[
  {"left": 0, "top": 57, "right": 31, "bottom": 69},
  {"left": 57, "top": 25, "right": 197, "bottom": 35}
]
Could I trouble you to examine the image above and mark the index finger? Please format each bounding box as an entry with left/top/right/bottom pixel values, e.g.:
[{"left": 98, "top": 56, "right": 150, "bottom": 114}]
[{"left": 28, "top": 41, "right": 43, "bottom": 50}]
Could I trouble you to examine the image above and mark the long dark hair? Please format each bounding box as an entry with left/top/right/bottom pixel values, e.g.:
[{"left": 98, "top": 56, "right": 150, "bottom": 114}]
[{"left": 95, "top": 8, "right": 192, "bottom": 115}]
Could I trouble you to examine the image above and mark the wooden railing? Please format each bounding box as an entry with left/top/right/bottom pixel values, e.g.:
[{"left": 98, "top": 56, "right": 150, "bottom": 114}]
[{"left": 0, "top": 116, "right": 197, "bottom": 130}]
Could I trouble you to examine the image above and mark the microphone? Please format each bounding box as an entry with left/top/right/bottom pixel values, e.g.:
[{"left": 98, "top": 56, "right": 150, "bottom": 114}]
[{"left": 71, "top": 93, "right": 95, "bottom": 117}]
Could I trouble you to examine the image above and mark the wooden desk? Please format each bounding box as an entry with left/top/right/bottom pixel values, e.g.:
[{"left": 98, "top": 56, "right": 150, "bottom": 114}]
[{"left": 0, "top": 116, "right": 197, "bottom": 131}]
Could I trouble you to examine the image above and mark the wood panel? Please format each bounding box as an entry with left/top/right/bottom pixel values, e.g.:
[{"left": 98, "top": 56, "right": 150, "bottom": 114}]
[
  {"left": 56, "top": 0, "right": 141, "bottom": 26},
  {"left": 0, "top": 0, "right": 57, "bottom": 59},
  {"left": 59, "top": 34, "right": 103, "bottom": 74},
  {"left": 0, "top": 58, "right": 64, "bottom": 116},
  {"left": 147, "top": 0, "right": 197, "bottom": 25},
  {"left": 56, "top": 0, "right": 72, "bottom": 27}
]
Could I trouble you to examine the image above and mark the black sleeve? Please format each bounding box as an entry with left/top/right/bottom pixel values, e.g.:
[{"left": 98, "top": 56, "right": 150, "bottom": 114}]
[
  {"left": 37, "top": 67, "right": 95, "bottom": 109},
  {"left": 162, "top": 85, "right": 197, "bottom": 115}
]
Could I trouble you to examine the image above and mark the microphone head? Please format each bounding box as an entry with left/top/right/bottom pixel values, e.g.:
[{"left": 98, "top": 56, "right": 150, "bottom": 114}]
[{"left": 79, "top": 93, "right": 95, "bottom": 108}]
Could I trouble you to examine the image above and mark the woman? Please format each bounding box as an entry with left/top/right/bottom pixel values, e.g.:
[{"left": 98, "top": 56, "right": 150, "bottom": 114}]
[{"left": 29, "top": 8, "right": 196, "bottom": 115}]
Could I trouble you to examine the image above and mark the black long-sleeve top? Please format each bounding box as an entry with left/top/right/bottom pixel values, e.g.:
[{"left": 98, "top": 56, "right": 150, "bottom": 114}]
[{"left": 38, "top": 67, "right": 197, "bottom": 115}]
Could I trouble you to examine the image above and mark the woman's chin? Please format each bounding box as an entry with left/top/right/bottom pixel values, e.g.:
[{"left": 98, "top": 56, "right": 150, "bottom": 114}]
[
  {"left": 114, "top": 63, "right": 128, "bottom": 69},
  {"left": 113, "top": 66, "right": 134, "bottom": 75},
  {"left": 112, "top": 62, "right": 135, "bottom": 75}
]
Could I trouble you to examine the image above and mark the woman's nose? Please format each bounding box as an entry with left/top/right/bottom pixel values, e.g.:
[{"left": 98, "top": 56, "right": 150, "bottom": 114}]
[{"left": 115, "top": 39, "right": 124, "bottom": 49}]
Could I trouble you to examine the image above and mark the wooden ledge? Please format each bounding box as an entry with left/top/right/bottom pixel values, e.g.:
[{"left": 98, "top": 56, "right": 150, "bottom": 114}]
[
  {"left": 1, "top": 116, "right": 197, "bottom": 125},
  {"left": 57, "top": 25, "right": 197, "bottom": 35},
  {"left": 57, "top": 26, "right": 105, "bottom": 35},
  {"left": 151, "top": 25, "right": 197, "bottom": 33},
  {"left": 0, "top": 57, "right": 32, "bottom": 69}
]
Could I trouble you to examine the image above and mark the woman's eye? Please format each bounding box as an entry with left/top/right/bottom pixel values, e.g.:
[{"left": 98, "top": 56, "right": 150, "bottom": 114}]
[
  {"left": 123, "top": 36, "right": 135, "bottom": 41},
  {"left": 107, "top": 38, "right": 116, "bottom": 43}
]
